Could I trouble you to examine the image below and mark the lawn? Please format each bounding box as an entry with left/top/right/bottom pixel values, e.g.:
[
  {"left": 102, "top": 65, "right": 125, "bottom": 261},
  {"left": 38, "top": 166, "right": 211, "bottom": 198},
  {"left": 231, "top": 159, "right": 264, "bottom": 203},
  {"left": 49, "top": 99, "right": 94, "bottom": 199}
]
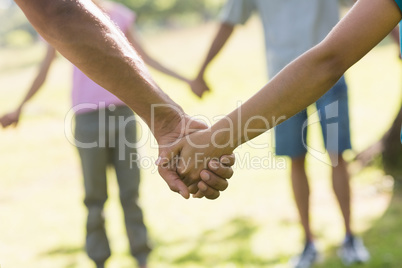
[{"left": 0, "top": 17, "right": 401, "bottom": 268}]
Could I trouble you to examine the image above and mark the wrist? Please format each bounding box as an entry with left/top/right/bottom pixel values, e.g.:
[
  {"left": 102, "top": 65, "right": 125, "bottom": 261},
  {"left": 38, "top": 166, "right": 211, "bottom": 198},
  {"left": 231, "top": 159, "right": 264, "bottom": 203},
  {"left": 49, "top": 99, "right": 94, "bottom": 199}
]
[
  {"left": 16, "top": 105, "right": 24, "bottom": 113},
  {"left": 195, "top": 71, "right": 205, "bottom": 81},
  {"left": 151, "top": 104, "right": 185, "bottom": 143},
  {"left": 209, "top": 118, "right": 239, "bottom": 153}
]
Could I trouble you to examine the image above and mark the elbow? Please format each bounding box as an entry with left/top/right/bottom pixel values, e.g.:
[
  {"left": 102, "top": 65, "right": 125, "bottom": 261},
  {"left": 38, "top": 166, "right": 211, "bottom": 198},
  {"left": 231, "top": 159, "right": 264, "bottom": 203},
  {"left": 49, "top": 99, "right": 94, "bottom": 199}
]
[
  {"left": 43, "top": 1, "right": 75, "bottom": 22},
  {"left": 313, "top": 42, "right": 350, "bottom": 85},
  {"left": 17, "top": 0, "right": 79, "bottom": 43},
  {"left": 35, "top": 1, "right": 78, "bottom": 43}
]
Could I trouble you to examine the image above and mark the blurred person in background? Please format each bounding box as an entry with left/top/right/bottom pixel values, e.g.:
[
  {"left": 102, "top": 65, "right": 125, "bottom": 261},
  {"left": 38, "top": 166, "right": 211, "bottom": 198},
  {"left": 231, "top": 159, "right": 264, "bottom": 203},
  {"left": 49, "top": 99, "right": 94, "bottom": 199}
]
[
  {"left": 0, "top": 1, "right": 233, "bottom": 267},
  {"left": 190, "top": 0, "right": 369, "bottom": 267}
]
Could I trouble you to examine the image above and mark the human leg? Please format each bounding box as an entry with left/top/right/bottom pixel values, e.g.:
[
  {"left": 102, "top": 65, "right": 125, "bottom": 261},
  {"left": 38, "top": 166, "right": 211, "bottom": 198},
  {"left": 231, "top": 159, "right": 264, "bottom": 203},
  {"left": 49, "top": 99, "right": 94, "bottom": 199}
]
[
  {"left": 275, "top": 111, "right": 318, "bottom": 268},
  {"left": 329, "top": 154, "right": 351, "bottom": 235},
  {"left": 317, "top": 77, "right": 369, "bottom": 263},
  {"left": 289, "top": 157, "right": 318, "bottom": 268},
  {"left": 291, "top": 155, "right": 313, "bottom": 242},
  {"left": 75, "top": 110, "right": 111, "bottom": 266},
  {"left": 275, "top": 110, "right": 313, "bottom": 242},
  {"left": 111, "top": 106, "right": 151, "bottom": 266},
  {"left": 316, "top": 76, "right": 352, "bottom": 236}
]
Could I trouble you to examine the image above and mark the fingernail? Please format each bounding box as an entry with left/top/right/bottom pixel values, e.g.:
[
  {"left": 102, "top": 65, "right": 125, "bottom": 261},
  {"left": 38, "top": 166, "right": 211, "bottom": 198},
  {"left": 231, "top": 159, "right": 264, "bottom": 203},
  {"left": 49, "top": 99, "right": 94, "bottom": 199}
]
[
  {"left": 199, "top": 183, "right": 208, "bottom": 191},
  {"left": 202, "top": 172, "right": 210, "bottom": 181},
  {"left": 155, "top": 157, "right": 161, "bottom": 165},
  {"left": 179, "top": 191, "right": 188, "bottom": 199}
]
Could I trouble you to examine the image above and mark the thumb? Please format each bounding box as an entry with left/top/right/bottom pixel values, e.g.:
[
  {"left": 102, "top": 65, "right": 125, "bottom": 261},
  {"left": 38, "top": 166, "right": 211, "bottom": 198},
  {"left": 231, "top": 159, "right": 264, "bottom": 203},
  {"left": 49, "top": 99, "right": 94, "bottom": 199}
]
[
  {"left": 156, "top": 143, "right": 189, "bottom": 199},
  {"left": 158, "top": 166, "right": 189, "bottom": 199},
  {"left": 156, "top": 144, "right": 181, "bottom": 167}
]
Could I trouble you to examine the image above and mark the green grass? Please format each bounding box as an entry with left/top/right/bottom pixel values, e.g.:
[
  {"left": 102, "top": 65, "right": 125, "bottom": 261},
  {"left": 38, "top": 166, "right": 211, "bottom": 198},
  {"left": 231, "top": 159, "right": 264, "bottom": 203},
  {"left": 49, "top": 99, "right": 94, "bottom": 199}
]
[{"left": 0, "top": 17, "right": 402, "bottom": 268}]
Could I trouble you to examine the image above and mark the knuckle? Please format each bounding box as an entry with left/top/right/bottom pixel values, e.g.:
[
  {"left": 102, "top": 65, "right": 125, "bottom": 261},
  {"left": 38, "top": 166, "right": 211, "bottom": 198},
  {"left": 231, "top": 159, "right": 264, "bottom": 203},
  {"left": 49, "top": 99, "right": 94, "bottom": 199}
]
[
  {"left": 188, "top": 184, "right": 198, "bottom": 194},
  {"left": 188, "top": 172, "right": 200, "bottom": 183},
  {"left": 209, "top": 159, "right": 220, "bottom": 170},
  {"left": 176, "top": 165, "right": 187, "bottom": 177}
]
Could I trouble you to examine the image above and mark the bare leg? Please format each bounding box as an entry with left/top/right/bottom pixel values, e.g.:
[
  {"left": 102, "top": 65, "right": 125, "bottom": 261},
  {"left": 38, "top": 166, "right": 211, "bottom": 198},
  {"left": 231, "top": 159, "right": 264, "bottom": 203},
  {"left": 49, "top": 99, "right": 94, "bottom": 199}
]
[
  {"left": 330, "top": 154, "right": 352, "bottom": 236},
  {"left": 291, "top": 155, "right": 313, "bottom": 242}
]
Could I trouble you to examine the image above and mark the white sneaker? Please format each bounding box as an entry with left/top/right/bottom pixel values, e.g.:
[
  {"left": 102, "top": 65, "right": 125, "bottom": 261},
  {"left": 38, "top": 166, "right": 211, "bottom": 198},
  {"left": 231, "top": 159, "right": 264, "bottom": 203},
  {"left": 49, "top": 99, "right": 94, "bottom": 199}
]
[
  {"left": 291, "top": 242, "right": 319, "bottom": 268},
  {"left": 338, "top": 235, "right": 370, "bottom": 265}
]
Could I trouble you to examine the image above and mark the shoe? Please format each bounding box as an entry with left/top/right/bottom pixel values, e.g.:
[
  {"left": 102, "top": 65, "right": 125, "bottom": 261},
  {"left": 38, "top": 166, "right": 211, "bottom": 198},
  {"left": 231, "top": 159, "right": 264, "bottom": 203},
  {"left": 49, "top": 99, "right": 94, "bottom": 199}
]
[
  {"left": 291, "top": 241, "right": 319, "bottom": 268},
  {"left": 338, "top": 235, "right": 370, "bottom": 265}
]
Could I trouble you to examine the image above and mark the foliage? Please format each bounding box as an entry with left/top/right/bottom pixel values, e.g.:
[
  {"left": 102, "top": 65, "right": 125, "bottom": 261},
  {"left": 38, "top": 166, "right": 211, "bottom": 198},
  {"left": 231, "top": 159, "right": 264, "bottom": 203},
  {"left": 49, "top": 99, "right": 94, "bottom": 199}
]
[
  {"left": 112, "top": 0, "right": 226, "bottom": 26},
  {"left": 0, "top": 0, "right": 226, "bottom": 47},
  {"left": 0, "top": 3, "right": 37, "bottom": 47}
]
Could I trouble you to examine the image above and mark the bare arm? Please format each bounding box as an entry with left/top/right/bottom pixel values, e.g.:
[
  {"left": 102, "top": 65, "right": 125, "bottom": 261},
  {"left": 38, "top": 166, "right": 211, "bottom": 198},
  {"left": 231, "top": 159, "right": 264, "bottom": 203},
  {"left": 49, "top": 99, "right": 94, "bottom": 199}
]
[
  {"left": 196, "top": 22, "right": 235, "bottom": 78},
  {"left": 219, "top": 0, "right": 402, "bottom": 144},
  {"left": 0, "top": 44, "right": 56, "bottom": 128},
  {"left": 162, "top": 0, "right": 402, "bottom": 184},
  {"left": 126, "top": 27, "right": 190, "bottom": 83},
  {"left": 189, "top": 22, "right": 235, "bottom": 97}
]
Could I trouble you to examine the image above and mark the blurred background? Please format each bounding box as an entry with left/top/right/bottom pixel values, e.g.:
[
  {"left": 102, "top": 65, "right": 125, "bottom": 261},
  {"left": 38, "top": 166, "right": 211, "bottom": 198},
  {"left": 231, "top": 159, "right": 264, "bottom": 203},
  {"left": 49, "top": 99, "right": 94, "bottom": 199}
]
[{"left": 1, "top": 0, "right": 402, "bottom": 267}]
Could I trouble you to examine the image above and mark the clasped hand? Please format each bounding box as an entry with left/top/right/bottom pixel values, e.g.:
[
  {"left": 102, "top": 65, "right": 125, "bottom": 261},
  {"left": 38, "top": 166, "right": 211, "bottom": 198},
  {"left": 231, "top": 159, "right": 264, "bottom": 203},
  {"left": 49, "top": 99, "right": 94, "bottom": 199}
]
[{"left": 157, "top": 117, "right": 235, "bottom": 199}]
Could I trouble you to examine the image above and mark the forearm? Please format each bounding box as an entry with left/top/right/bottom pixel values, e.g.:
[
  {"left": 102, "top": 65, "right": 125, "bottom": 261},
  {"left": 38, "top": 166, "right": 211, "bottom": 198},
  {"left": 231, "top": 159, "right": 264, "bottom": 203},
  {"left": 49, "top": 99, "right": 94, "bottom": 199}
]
[
  {"left": 211, "top": 0, "right": 401, "bottom": 149},
  {"left": 211, "top": 46, "right": 345, "bottom": 148},
  {"left": 18, "top": 45, "right": 56, "bottom": 110},
  {"left": 15, "top": 0, "right": 183, "bottom": 140},
  {"left": 197, "top": 23, "right": 234, "bottom": 77}
]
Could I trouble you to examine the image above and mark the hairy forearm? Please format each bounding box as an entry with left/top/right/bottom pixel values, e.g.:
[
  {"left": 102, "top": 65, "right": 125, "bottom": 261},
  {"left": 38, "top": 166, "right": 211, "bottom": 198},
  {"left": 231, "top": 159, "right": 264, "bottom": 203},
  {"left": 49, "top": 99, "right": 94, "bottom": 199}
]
[{"left": 15, "top": 0, "right": 183, "bottom": 140}]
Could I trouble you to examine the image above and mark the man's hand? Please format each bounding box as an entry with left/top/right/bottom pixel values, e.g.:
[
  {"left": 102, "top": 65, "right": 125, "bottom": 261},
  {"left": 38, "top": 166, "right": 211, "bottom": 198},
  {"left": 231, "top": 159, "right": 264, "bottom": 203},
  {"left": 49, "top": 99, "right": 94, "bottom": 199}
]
[
  {"left": 158, "top": 126, "right": 235, "bottom": 199},
  {"left": 156, "top": 115, "right": 235, "bottom": 199}
]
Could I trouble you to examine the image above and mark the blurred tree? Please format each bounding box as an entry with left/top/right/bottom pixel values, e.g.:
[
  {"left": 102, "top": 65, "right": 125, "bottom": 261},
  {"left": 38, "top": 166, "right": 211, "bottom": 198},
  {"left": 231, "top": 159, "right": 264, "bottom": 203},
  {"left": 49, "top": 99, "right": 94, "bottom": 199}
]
[
  {"left": 113, "top": 0, "right": 225, "bottom": 25},
  {"left": 0, "top": 2, "right": 36, "bottom": 47},
  {"left": 0, "top": 0, "right": 226, "bottom": 47},
  {"left": 381, "top": 105, "right": 402, "bottom": 182},
  {"left": 356, "top": 29, "right": 402, "bottom": 185},
  {"left": 356, "top": 102, "right": 402, "bottom": 184}
]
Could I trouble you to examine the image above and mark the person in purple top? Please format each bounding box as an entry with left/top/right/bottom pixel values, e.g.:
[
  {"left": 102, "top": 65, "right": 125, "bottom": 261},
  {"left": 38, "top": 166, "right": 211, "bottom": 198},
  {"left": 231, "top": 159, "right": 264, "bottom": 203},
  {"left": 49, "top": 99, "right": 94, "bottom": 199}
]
[{"left": 0, "top": 1, "right": 234, "bottom": 267}]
